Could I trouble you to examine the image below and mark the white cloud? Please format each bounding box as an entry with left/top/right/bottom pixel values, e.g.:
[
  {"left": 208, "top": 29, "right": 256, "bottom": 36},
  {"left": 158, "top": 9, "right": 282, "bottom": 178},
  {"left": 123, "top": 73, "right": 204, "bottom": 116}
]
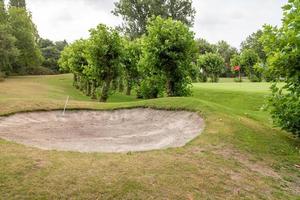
[
  {"left": 5, "top": 0, "right": 287, "bottom": 48},
  {"left": 192, "top": 0, "right": 287, "bottom": 47}
]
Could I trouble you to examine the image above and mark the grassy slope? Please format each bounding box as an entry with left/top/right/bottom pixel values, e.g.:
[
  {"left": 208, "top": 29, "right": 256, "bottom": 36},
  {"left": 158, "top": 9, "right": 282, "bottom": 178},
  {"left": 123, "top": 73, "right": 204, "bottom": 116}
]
[{"left": 0, "top": 74, "right": 299, "bottom": 199}]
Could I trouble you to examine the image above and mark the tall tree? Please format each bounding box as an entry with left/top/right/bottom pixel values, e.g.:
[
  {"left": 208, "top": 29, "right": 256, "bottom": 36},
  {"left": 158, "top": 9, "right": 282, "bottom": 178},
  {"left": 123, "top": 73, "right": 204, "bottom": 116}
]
[
  {"left": 239, "top": 49, "right": 261, "bottom": 82},
  {"left": 9, "top": 0, "right": 26, "bottom": 9},
  {"left": 141, "top": 16, "right": 196, "bottom": 97},
  {"left": 113, "top": 0, "right": 196, "bottom": 38},
  {"left": 197, "top": 53, "right": 225, "bottom": 82},
  {"left": 39, "top": 38, "right": 68, "bottom": 73},
  {"left": 215, "top": 40, "right": 237, "bottom": 67},
  {"left": 261, "top": 0, "right": 300, "bottom": 136},
  {"left": 196, "top": 38, "right": 216, "bottom": 55},
  {"left": 0, "top": 0, "right": 18, "bottom": 75},
  {"left": 86, "top": 24, "right": 123, "bottom": 102},
  {"left": 8, "top": 6, "right": 42, "bottom": 73},
  {"left": 241, "top": 30, "right": 267, "bottom": 62}
]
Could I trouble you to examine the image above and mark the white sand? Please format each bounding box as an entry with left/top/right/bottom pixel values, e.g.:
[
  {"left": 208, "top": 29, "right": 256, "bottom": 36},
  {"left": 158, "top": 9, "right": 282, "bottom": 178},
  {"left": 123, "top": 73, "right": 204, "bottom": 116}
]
[{"left": 0, "top": 108, "right": 204, "bottom": 153}]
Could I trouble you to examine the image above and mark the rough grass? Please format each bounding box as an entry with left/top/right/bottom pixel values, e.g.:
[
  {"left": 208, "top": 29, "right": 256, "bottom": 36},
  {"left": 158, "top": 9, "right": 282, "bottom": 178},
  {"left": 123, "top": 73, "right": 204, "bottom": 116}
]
[{"left": 0, "top": 74, "right": 299, "bottom": 199}]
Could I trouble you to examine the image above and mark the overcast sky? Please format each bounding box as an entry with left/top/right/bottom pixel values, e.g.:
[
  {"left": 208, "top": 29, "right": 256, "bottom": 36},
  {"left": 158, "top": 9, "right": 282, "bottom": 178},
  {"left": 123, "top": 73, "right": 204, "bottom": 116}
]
[{"left": 6, "top": 0, "right": 287, "bottom": 48}]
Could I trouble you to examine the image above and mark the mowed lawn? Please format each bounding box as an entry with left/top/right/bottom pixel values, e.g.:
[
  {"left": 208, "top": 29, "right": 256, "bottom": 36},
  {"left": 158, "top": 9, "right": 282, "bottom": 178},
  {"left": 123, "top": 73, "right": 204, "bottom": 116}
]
[{"left": 0, "top": 74, "right": 299, "bottom": 199}]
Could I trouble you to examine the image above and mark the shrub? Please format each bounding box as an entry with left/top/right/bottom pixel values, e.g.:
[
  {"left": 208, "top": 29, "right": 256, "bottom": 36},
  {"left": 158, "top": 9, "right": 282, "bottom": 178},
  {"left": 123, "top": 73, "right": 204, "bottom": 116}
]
[
  {"left": 141, "top": 16, "right": 196, "bottom": 98},
  {"left": 197, "top": 53, "right": 225, "bottom": 83},
  {"left": 239, "top": 49, "right": 262, "bottom": 82},
  {"left": 261, "top": 0, "right": 300, "bottom": 137}
]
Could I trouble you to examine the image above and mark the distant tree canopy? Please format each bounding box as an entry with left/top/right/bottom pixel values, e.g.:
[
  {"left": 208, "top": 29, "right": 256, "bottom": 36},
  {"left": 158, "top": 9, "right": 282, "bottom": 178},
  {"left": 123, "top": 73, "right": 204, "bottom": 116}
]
[
  {"left": 215, "top": 40, "right": 237, "bottom": 67},
  {"left": 241, "top": 30, "right": 266, "bottom": 62},
  {"left": 196, "top": 38, "right": 216, "bottom": 55},
  {"left": 113, "top": 0, "right": 196, "bottom": 38},
  {"left": 9, "top": 0, "right": 26, "bottom": 9},
  {"left": 39, "top": 38, "right": 68, "bottom": 72}
]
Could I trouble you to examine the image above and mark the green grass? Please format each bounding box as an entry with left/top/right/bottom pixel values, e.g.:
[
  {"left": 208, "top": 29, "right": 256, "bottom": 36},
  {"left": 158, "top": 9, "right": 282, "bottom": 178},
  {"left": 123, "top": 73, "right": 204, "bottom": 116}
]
[{"left": 0, "top": 74, "right": 299, "bottom": 199}]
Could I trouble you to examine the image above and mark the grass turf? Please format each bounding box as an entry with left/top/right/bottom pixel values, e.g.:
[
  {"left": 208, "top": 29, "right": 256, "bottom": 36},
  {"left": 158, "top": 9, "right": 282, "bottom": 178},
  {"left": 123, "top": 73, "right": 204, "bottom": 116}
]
[{"left": 0, "top": 74, "right": 299, "bottom": 199}]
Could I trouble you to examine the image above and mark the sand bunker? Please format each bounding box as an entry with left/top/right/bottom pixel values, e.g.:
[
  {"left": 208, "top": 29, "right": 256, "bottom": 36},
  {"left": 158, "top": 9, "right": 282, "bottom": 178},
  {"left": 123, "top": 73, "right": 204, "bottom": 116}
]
[{"left": 0, "top": 109, "right": 204, "bottom": 153}]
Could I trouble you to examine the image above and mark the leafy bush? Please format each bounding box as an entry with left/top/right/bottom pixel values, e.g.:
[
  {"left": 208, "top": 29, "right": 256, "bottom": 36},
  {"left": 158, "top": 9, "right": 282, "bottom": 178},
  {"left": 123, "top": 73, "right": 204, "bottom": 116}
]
[
  {"left": 239, "top": 49, "right": 262, "bottom": 82},
  {"left": 140, "top": 16, "right": 196, "bottom": 98},
  {"left": 139, "top": 75, "right": 165, "bottom": 99},
  {"left": 261, "top": 0, "right": 300, "bottom": 137},
  {"left": 269, "top": 84, "right": 300, "bottom": 137},
  {"left": 197, "top": 53, "right": 225, "bottom": 82}
]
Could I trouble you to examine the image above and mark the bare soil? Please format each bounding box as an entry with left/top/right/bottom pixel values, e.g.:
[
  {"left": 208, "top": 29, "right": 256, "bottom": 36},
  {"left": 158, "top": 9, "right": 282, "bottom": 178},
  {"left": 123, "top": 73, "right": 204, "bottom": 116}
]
[{"left": 0, "top": 109, "right": 204, "bottom": 153}]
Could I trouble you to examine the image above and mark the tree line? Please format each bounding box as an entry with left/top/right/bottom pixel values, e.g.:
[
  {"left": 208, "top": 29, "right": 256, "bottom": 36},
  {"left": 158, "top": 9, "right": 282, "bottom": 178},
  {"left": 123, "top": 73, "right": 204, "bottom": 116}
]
[
  {"left": 0, "top": 0, "right": 67, "bottom": 81},
  {"left": 59, "top": 0, "right": 299, "bottom": 136}
]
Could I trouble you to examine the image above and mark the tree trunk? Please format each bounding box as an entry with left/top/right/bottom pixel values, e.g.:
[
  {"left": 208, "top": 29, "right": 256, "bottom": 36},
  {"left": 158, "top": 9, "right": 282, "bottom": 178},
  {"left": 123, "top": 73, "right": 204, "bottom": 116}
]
[
  {"left": 100, "top": 78, "right": 111, "bottom": 102},
  {"left": 91, "top": 81, "right": 97, "bottom": 99},
  {"left": 86, "top": 81, "right": 91, "bottom": 96},
  {"left": 126, "top": 82, "right": 132, "bottom": 96},
  {"left": 167, "top": 79, "right": 175, "bottom": 97},
  {"left": 119, "top": 79, "right": 124, "bottom": 93}
]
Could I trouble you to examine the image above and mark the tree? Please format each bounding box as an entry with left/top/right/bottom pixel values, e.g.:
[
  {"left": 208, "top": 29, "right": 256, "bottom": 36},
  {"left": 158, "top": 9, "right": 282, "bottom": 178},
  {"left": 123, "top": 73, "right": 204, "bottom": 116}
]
[
  {"left": 8, "top": 7, "right": 42, "bottom": 74},
  {"left": 230, "top": 54, "right": 242, "bottom": 82},
  {"left": 261, "top": 0, "right": 300, "bottom": 137},
  {"left": 239, "top": 49, "right": 261, "bottom": 82},
  {"left": 196, "top": 38, "right": 216, "bottom": 55},
  {"left": 197, "top": 53, "right": 225, "bottom": 82},
  {"left": 113, "top": 0, "right": 196, "bottom": 38},
  {"left": 241, "top": 30, "right": 266, "bottom": 62},
  {"left": 55, "top": 40, "right": 68, "bottom": 51},
  {"left": 215, "top": 41, "right": 237, "bottom": 67},
  {"left": 39, "top": 38, "right": 68, "bottom": 73},
  {"left": 0, "top": 0, "right": 18, "bottom": 76},
  {"left": 215, "top": 40, "right": 237, "bottom": 77},
  {"left": 85, "top": 24, "right": 123, "bottom": 102},
  {"left": 122, "top": 38, "right": 142, "bottom": 95},
  {"left": 59, "top": 39, "right": 89, "bottom": 92},
  {"left": 140, "top": 16, "right": 196, "bottom": 98},
  {"left": 9, "top": 0, "right": 26, "bottom": 9}
]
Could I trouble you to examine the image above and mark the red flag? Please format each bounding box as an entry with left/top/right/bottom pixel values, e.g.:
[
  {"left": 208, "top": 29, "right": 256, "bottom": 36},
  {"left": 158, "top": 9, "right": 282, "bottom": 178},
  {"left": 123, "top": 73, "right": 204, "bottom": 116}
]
[{"left": 233, "top": 66, "right": 241, "bottom": 71}]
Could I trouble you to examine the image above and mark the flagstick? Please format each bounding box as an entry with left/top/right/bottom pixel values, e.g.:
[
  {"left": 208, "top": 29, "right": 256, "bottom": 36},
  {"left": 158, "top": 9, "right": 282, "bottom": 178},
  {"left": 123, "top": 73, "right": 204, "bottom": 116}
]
[{"left": 62, "top": 96, "right": 69, "bottom": 116}]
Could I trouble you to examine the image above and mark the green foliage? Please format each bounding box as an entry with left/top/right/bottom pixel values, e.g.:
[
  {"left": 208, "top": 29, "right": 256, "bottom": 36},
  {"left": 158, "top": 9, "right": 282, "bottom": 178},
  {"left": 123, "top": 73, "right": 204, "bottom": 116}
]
[
  {"left": 215, "top": 40, "right": 237, "bottom": 77},
  {"left": 216, "top": 40, "right": 237, "bottom": 67},
  {"left": 85, "top": 24, "right": 123, "bottom": 102},
  {"left": 122, "top": 38, "right": 142, "bottom": 95},
  {"left": 113, "top": 0, "right": 196, "bottom": 38},
  {"left": 139, "top": 74, "right": 165, "bottom": 99},
  {"left": 196, "top": 38, "right": 216, "bottom": 55},
  {"left": 261, "top": 0, "right": 300, "bottom": 137},
  {"left": 141, "top": 16, "right": 196, "bottom": 97},
  {"left": 8, "top": 7, "right": 43, "bottom": 74},
  {"left": 9, "top": 0, "right": 26, "bottom": 9},
  {"left": 197, "top": 53, "right": 225, "bottom": 82},
  {"left": 239, "top": 49, "right": 261, "bottom": 82},
  {"left": 0, "top": 0, "right": 18, "bottom": 76},
  {"left": 39, "top": 38, "right": 67, "bottom": 73},
  {"left": 241, "top": 30, "right": 267, "bottom": 62},
  {"left": 269, "top": 84, "right": 300, "bottom": 137}
]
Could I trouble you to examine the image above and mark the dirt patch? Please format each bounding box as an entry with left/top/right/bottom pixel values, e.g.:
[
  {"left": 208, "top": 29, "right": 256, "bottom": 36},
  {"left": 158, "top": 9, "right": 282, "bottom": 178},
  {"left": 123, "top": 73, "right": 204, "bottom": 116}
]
[
  {"left": 0, "top": 109, "right": 204, "bottom": 153},
  {"left": 214, "top": 148, "right": 280, "bottom": 179}
]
